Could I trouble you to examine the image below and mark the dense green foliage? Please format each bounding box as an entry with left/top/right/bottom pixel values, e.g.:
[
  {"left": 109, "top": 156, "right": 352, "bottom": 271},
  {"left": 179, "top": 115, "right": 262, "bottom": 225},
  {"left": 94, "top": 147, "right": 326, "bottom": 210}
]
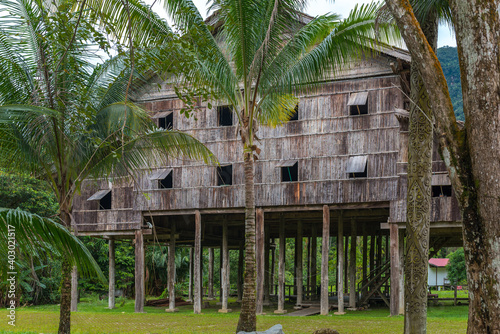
[
  {"left": 437, "top": 46, "right": 464, "bottom": 121},
  {"left": 447, "top": 248, "right": 467, "bottom": 285}
]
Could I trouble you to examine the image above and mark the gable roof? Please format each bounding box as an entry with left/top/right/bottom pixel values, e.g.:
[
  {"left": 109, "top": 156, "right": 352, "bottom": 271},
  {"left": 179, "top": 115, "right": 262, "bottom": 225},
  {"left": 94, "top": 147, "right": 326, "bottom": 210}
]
[{"left": 429, "top": 258, "right": 450, "bottom": 267}]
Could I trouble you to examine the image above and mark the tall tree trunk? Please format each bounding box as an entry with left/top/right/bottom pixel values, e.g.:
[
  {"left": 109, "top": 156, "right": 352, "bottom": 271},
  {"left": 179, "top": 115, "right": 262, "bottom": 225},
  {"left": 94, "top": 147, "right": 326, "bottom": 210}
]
[
  {"left": 448, "top": 2, "right": 500, "bottom": 333},
  {"left": 404, "top": 11, "right": 437, "bottom": 333},
  {"left": 385, "top": 1, "right": 500, "bottom": 333},
  {"left": 58, "top": 209, "right": 72, "bottom": 334},
  {"left": 236, "top": 144, "right": 257, "bottom": 332}
]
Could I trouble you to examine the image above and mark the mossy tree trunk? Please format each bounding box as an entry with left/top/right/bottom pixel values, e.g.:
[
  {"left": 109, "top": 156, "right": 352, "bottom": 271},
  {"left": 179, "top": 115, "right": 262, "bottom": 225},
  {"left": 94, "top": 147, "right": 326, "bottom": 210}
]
[
  {"left": 385, "top": 1, "right": 500, "bottom": 333},
  {"left": 404, "top": 10, "right": 437, "bottom": 334},
  {"left": 58, "top": 208, "right": 72, "bottom": 334}
]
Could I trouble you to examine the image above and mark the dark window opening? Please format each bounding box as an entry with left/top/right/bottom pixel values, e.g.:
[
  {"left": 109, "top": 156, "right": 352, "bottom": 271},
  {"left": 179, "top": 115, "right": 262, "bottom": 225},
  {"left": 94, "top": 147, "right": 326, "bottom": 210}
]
[
  {"left": 281, "top": 162, "right": 298, "bottom": 182},
  {"left": 349, "top": 165, "right": 367, "bottom": 178},
  {"left": 289, "top": 104, "right": 299, "bottom": 121},
  {"left": 432, "top": 185, "right": 452, "bottom": 197},
  {"left": 158, "top": 171, "right": 173, "bottom": 189},
  {"left": 159, "top": 113, "right": 173, "bottom": 129},
  {"left": 217, "top": 165, "right": 233, "bottom": 186},
  {"left": 350, "top": 104, "right": 368, "bottom": 115},
  {"left": 218, "top": 106, "right": 233, "bottom": 126},
  {"left": 99, "top": 191, "right": 112, "bottom": 210}
]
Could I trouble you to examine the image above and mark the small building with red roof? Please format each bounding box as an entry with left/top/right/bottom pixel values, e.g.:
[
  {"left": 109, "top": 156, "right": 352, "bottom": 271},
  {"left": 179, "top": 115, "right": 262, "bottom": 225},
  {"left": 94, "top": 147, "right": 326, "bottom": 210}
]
[{"left": 428, "top": 258, "right": 450, "bottom": 288}]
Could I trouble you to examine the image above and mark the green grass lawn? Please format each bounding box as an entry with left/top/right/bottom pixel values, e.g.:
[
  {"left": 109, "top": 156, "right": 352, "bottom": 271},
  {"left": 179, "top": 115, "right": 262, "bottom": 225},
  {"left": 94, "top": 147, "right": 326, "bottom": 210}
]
[{"left": 0, "top": 297, "right": 468, "bottom": 334}]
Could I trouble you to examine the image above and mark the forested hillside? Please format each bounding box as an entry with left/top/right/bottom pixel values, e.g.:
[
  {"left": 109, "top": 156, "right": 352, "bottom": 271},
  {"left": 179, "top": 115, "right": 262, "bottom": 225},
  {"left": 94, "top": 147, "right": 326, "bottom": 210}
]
[{"left": 437, "top": 46, "right": 464, "bottom": 121}]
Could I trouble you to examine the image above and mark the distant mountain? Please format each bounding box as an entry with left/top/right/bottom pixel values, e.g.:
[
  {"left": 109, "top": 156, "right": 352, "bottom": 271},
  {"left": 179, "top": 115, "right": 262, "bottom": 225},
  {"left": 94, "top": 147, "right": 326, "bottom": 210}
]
[{"left": 437, "top": 46, "right": 464, "bottom": 121}]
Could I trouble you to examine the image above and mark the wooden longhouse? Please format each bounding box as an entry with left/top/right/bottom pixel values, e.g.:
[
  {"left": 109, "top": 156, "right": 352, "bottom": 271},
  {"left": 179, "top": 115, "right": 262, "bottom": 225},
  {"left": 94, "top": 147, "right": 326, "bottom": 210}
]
[{"left": 72, "top": 43, "right": 463, "bottom": 315}]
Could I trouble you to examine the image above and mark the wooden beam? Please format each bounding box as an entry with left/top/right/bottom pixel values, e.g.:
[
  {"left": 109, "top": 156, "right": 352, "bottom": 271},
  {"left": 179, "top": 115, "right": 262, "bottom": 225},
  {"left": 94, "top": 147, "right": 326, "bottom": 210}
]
[
  {"left": 264, "top": 224, "right": 270, "bottom": 305},
  {"left": 335, "top": 213, "right": 345, "bottom": 315},
  {"left": 237, "top": 242, "right": 244, "bottom": 302},
  {"left": 219, "top": 219, "right": 231, "bottom": 313},
  {"left": 349, "top": 218, "right": 357, "bottom": 309},
  {"left": 270, "top": 241, "right": 276, "bottom": 296},
  {"left": 296, "top": 220, "right": 304, "bottom": 308},
  {"left": 108, "top": 239, "right": 115, "bottom": 309},
  {"left": 311, "top": 224, "right": 317, "bottom": 300},
  {"left": 208, "top": 248, "right": 214, "bottom": 299},
  {"left": 320, "top": 205, "right": 330, "bottom": 315},
  {"left": 134, "top": 230, "right": 145, "bottom": 313},
  {"left": 71, "top": 266, "right": 78, "bottom": 312},
  {"left": 193, "top": 210, "right": 201, "bottom": 314},
  {"left": 390, "top": 223, "right": 400, "bottom": 316},
  {"left": 188, "top": 247, "right": 193, "bottom": 302},
  {"left": 398, "top": 230, "right": 405, "bottom": 315},
  {"left": 362, "top": 224, "right": 368, "bottom": 298},
  {"left": 167, "top": 222, "right": 177, "bottom": 312},
  {"left": 275, "top": 217, "right": 287, "bottom": 314},
  {"left": 256, "top": 208, "right": 265, "bottom": 314}
]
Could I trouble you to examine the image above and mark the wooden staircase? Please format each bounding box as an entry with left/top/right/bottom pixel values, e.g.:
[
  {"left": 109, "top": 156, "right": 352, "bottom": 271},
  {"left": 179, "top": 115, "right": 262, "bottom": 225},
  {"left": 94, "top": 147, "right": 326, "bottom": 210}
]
[{"left": 358, "top": 260, "right": 392, "bottom": 307}]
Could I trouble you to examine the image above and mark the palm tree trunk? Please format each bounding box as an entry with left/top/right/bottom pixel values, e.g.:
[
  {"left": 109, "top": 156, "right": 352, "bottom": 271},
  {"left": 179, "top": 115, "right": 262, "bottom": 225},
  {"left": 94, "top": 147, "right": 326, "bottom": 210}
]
[
  {"left": 404, "top": 12, "right": 437, "bottom": 334},
  {"left": 236, "top": 147, "right": 257, "bottom": 333},
  {"left": 58, "top": 209, "right": 72, "bottom": 334}
]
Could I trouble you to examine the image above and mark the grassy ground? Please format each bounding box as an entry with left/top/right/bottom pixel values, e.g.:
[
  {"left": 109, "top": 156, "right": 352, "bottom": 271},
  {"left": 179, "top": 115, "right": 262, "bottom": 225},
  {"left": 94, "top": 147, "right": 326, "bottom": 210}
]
[{"left": 0, "top": 296, "right": 468, "bottom": 334}]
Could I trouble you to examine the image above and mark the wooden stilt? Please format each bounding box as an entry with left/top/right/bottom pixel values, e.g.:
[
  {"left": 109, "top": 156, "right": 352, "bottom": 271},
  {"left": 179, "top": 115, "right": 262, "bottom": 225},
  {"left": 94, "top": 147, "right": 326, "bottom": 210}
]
[
  {"left": 335, "top": 213, "right": 345, "bottom": 315},
  {"left": 320, "top": 205, "right": 330, "bottom": 315},
  {"left": 219, "top": 219, "right": 231, "bottom": 313},
  {"left": 296, "top": 220, "right": 304, "bottom": 309},
  {"left": 134, "top": 230, "right": 145, "bottom": 313},
  {"left": 274, "top": 217, "right": 287, "bottom": 314},
  {"left": 362, "top": 225, "right": 367, "bottom": 298},
  {"left": 306, "top": 237, "right": 311, "bottom": 300},
  {"left": 349, "top": 218, "right": 357, "bottom": 309},
  {"left": 108, "top": 239, "right": 115, "bottom": 309},
  {"left": 390, "top": 223, "right": 400, "bottom": 316},
  {"left": 208, "top": 248, "right": 214, "bottom": 299},
  {"left": 264, "top": 224, "right": 270, "bottom": 306},
  {"left": 71, "top": 266, "right": 78, "bottom": 312},
  {"left": 188, "top": 248, "right": 194, "bottom": 302},
  {"left": 237, "top": 241, "right": 244, "bottom": 302},
  {"left": 193, "top": 210, "right": 201, "bottom": 314},
  {"left": 370, "top": 233, "right": 375, "bottom": 282},
  {"left": 256, "top": 208, "right": 265, "bottom": 314},
  {"left": 399, "top": 230, "right": 405, "bottom": 315},
  {"left": 311, "top": 224, "right": 317, "bottom": 300},
  {"left": 344, "top": 233, "right": 348, "bottom": 294},
  {"left": 167, "top": 222, "right": 178, "bottom": 312},
  {"left": 270, "top": 240, "right": 275, "bottom": 296}
]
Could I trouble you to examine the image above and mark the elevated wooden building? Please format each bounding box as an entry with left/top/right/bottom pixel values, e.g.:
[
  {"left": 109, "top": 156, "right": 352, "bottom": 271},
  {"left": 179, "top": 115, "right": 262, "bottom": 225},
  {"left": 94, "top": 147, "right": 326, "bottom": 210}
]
[{"left": 72, "top": 44, "right": 462, "bottom": 315}]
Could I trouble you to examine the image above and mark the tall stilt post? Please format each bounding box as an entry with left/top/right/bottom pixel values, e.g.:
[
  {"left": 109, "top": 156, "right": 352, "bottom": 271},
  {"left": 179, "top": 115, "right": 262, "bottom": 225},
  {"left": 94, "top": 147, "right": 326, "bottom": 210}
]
[
  {"left": 320, "top": 206, "right": 330, "bottom": 315},
  {"left": 311, "top": 224, "right": 317, "bottom": 300},
  {"left": 208, "top": 248, "right": 214, "bottom": 299},
  {"left": 296, "top": 220, "right": 303, "bottom": 309},
  {"left": 335, "top": 213, "right": 345, "bottom": 315},
  {"left": 256, "top": 209, "right": 265, "bottom": 314},
  {"left": 362, "top": 225, "right": 367, "bottom": 298},
  {"left": 134, "top": 230, "right": 145, "bottom": 313},
  {"left": 275, "top": 217, "right": 287, "bottom": 314},
  {"left": 270, "top": 241, "right": 275, "bottom": 296},
  {"left": 264, "top": 224, "right": 270, "bottom": 306},
  {"left": 108, "top": 239, "right": 115, "bottom": 309},
  {"left": 344, "top": 233, "right": 348, "bottom": 294},
  {"left": 349, "top": 218, "right": 357, "bottom": 309},
  {"left": 399, "top": 231, "right": 405, "bottom": 315},
  {"left": 237, "top": 241, "right": 244, "bottom": 302},
  {"left": 193, "top": 210, "right": 202, "bottom": 314},
  {"left": 390, "top": 223, "right": 400, "bottom": 316},
  {"left": 71, "top": 266, "right": 78, "bottom": 312},
  {"left": 188, "top": 248, "right": 194, "bottom": 302},
  {"left": 167, "top": 222, "right": 178, "bottom": 312},
  {"left": 219, "top": 219, "right": 231, "bottom": 313}
]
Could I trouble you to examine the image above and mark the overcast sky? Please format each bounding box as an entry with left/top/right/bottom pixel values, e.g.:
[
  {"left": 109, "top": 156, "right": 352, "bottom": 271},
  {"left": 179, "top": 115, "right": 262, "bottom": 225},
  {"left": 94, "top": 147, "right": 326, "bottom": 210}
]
[{"left": 147, "top": 0, "right": 456, "bottom": 48}]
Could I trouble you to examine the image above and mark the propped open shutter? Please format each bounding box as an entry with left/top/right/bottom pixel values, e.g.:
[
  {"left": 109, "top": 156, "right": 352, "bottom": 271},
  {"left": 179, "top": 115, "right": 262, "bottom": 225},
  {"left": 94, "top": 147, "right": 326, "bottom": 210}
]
[
  {"left": 276, "top": 160, "right": 298, "bottom": 168},
  {"left": 347, "top": 92, "right": 369, "bottom": 106},
  {"left": 346, "top": 155, "right": 368, "bottom": 174},
  {"left": 87, "top": 189, "right": 111, "bottom": 201},
  {"left": 152, "top": 111, "right": 172, "bottom": 119},
  {"left": 149, "top": 168, "right": 173, "bottom": 180}
]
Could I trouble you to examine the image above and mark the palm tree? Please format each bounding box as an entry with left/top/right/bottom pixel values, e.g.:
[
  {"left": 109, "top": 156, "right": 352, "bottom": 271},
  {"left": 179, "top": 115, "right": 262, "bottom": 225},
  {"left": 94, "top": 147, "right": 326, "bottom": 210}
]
[
  {"left": 83, "top": 0, "right": 398, "bottom": 330},
  {"left": 0, "top": 0, "right": 216, "bottom": 333}
]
